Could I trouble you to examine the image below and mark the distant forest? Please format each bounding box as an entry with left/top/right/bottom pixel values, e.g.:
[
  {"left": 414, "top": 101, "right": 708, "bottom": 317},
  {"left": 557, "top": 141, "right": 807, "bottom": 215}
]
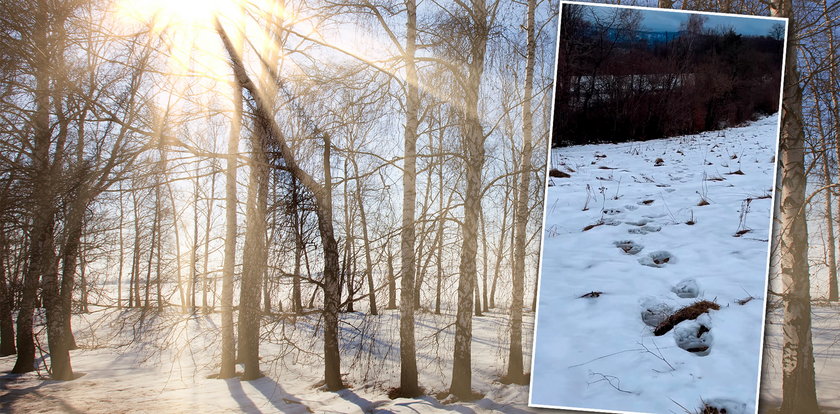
[{"left": 553, "top": 4, "right": 785, "bottom": 146}]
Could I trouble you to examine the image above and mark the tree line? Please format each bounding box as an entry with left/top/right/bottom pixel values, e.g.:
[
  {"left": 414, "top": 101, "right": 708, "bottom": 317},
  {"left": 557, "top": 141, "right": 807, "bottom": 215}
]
[{"left": 554, "top": 2, "right": 784, "bottom": 146}]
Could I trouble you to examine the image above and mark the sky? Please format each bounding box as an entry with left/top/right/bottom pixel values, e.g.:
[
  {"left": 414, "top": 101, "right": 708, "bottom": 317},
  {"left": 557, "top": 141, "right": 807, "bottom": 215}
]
[{"left": 582, "top": 3, "right": 785, "bottom": 37}]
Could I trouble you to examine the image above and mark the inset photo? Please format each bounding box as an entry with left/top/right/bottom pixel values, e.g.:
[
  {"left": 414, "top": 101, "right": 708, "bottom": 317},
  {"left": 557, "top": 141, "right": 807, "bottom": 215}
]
[{"left": 529, "top": 2, "right": 787, "bottom": 414}]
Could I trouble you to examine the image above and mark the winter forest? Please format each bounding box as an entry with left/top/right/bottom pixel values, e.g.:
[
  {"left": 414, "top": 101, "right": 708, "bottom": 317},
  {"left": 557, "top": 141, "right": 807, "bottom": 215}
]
[
  {"left": 0, "top": 0, "right": 839, "bottom": 412},
  {"left": 0, "top": 0, "right": 555, "bottom": 411}
]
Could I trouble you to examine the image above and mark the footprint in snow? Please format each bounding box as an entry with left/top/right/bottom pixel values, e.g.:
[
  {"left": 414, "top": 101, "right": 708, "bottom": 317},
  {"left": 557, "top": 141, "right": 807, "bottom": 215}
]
[
  {"left": 624, "top": 218, "right": 650, "bottom": 226},
  {"left": 629, "top": 224, "right": 662, "bottom": 235},
  {"left": 603, "top": 218, "right": 622, "bottom": 226},
  {"left": 674, "top": 314, "right": 713, "bottom": 356},
  {"left": 614, "top": 240, "right": 644, "bottom": 255},
  {"left": 638, "top": 250, "right": 673, "bottom": 267},
  {"left": 700, "top": 398, "right": 747, "bottom": 414}
]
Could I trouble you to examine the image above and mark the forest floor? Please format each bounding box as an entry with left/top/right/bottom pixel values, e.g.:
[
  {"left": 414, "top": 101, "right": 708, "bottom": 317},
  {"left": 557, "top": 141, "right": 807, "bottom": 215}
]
[
  {"left": 0, "top": 307, "right": 551, "bottom": 413},
  {"left": 531, "top": 115, "right": 778, "bottom": 414}
]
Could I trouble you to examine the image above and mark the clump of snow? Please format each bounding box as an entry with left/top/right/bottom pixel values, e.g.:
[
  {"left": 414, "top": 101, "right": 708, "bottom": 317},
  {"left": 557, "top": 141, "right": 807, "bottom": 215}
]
[
  {"left": 532, "top": 116, "right": 776, "bottom": 413},
  {"left": 672, "top": 278, "right": 700, "bottom": 298}
]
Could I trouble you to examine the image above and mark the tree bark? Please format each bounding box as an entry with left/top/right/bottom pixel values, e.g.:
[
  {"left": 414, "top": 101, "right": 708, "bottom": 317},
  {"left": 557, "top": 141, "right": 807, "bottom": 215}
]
[
  {"left": 450, "top": 0, "right": 489, "bottom": 400},
  {"left": 219, "top": 69, "right": 242, "bottom": 379},
  {"left": 772, "top": 0, "right": 821, "bottom": 411},
  {"left": 398, "top": 0, "right": 421, "bottom": 397},
  {"left": 0, "top": 229, "right": 15, "bottom": 356},
  {"left": 13, "top": 3, "right": 54, "bottom": 372},
  {"left": 505, "top": 0, "right": 536, "bottom": 384},
  {"left": 238, "top": 123, "right": 269, "bottom": 380},
  {"left": 291, "top": 179, "right": 304, "bottom": 314}
]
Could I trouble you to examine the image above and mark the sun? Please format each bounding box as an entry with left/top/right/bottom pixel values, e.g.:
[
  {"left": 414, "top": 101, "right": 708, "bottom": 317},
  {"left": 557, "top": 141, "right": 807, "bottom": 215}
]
[{"left": 115, "top": 0, "right": 245, "bottom": 81}]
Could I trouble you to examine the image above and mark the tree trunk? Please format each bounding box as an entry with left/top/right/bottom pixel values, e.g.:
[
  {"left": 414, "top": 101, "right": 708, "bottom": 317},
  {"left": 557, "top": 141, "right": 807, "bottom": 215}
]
[
  {"left": 13, "top": 5, "right": 54, "bottom": 371},
  {"left": 203, "top": 169, "right": 217, "bottom": 313},
  {"left": 118, "top": 181, "right": 124, "bottom": 309},
  {"left": 772, "top": 0, "right": 820, "bottom": 412},
  {"left": 219, "top": 70, "right": 241, "bottom": 380},
  {"left": 238, "top": 125, "right": 269, "bottom": 380},
  {"left": 166, "top": 170, "right": 187, "bottom": 313},
  {"left": 505, "top": 0, "right": 536, "bottom": 384},
  {"left": 318, "top": 134, "right": 343, "bottom": 390},
  {"left": 398, "top": 0, "right": 421, "bottom": 397},
  {"left": 350, "top": 159, "right": 377, "bottom": 315},
  {"left": 58, "top": 205, "right": 85, "bottom": 350},
  {"left": 816, "top": 85, "right": 838, "bottom": 301},
  {"left": 43, "top": 225, "right": 74, "bottom": 380},
  {"left": 292, "top": 180, "right": 304, "bottom": 314},
  {"left": 0, "top": 230, "right": 15, "bottom": 356},
  {"left": 450, "top": 0, "right": 489, "bottom": 400},
  {"left": 190, "top": 175, "right": 200, "bottom": 313},
  {"left": 435, "top": 127, "right": 445, "bottom": 315},
  {"left": 130, "top": 189, "right": 142, "bottom": 308},
  {"left": 386, "top": 246, "right": 396, "bottom": 310}
]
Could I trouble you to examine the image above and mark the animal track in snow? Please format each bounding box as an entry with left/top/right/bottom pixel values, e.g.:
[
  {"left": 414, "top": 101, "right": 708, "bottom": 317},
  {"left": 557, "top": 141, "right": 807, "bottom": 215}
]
[
  {"left": 614, "top": 240, "right": 644, "bottom": 255},
  {"left": 638, "top": 250, "right": 674, "bottom": 267},
  {"left": 674, "top": 314, "right": 713, "bottom": 356},
  {"left": 628, "top": 224, "right": 662, "bottom": 235},
  {"left": 701, "top": 398, "right": 747, "bottom": 414}
]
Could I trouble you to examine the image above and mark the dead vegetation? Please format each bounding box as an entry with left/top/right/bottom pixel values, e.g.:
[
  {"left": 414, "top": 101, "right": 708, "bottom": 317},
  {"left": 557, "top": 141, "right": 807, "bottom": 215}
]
[
  {"left": 582, "top": 221, "right": 604, "bottom": 231},
  {"left": 653, "top": 300, "right": 721, "bottom": 336},
  {"left": 549, "top": 168, "right": 571, "bottom": 178}
]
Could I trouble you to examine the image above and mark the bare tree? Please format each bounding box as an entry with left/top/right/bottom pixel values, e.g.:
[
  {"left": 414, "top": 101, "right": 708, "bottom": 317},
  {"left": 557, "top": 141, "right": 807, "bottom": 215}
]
[{"left": 771, "top": 0, "right": 821, "bottom": 411}]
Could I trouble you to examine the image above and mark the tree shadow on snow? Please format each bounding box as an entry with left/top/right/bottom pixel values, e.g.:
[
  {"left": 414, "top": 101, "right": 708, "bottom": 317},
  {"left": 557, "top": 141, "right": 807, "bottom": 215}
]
[
  {"left": 227, "top": 375, "right": 314, "bottom": 413},
  {"left": 0, "top": 374, "right": 84, "bottom": 414},
  {"left": 335, "top": 388, "right": 387, "bottom": 412}
]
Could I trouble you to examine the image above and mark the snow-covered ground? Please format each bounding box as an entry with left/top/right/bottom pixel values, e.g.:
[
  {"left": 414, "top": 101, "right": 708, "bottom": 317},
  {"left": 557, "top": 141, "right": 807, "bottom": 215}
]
[
  {"left": 530, "top": 116, "right": 779, "bottom": 414},
  {"left": 760, "top": 305, "right": 840, "bottom": 413},
  {"left": 0, "top": 308, "right": 541, "bottom": 413}
]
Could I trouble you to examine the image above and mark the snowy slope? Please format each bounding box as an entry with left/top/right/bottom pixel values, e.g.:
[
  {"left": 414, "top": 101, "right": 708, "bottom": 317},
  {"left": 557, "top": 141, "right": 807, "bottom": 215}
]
[{"left": 530, "top": 116, "right": 779, "bottom": 414}]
